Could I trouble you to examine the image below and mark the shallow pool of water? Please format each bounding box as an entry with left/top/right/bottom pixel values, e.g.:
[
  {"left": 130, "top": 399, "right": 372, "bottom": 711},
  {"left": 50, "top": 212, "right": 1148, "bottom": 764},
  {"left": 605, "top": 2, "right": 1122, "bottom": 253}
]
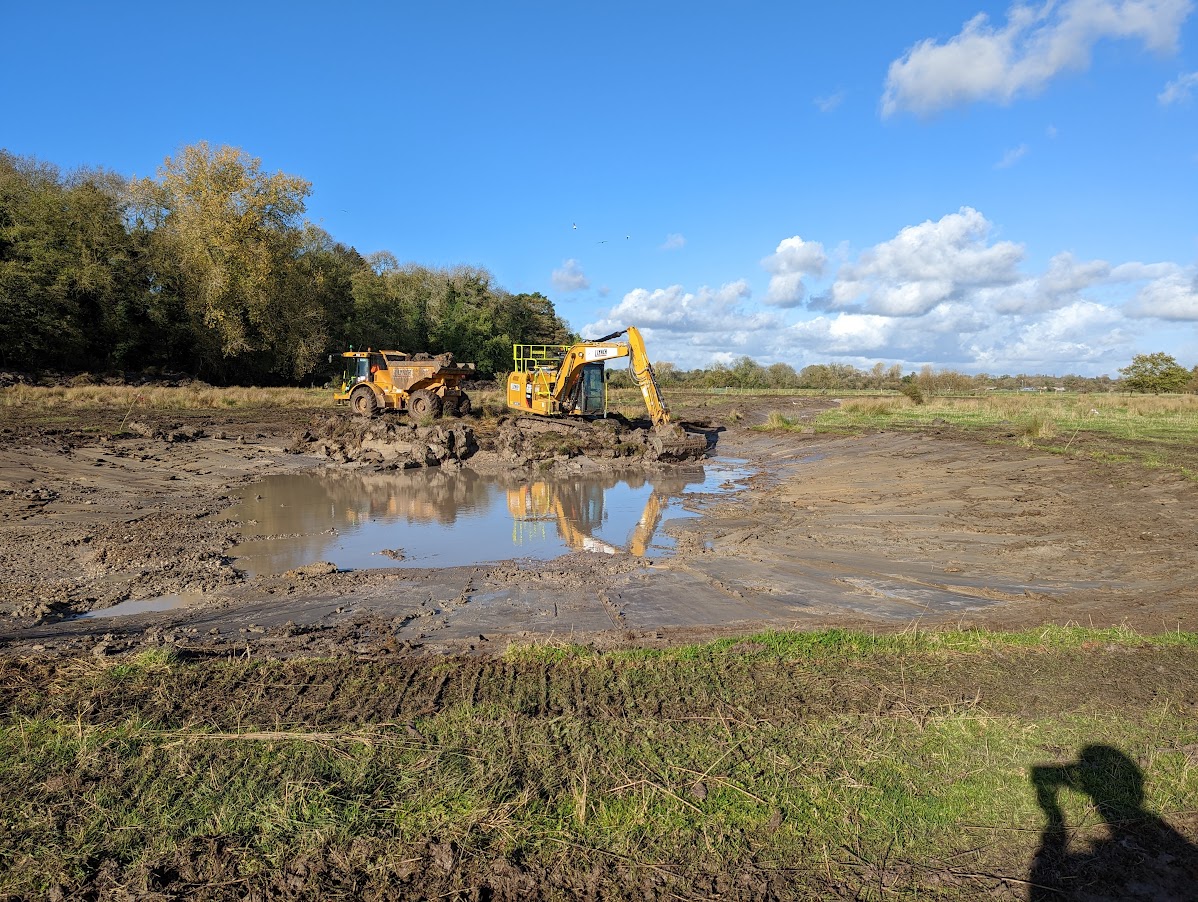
[
  {"left": 225, "top": 460, "right": 751, "bottom": 576},
  {"left": 76, "top": 593, "right": 201, "bottom": 619}
]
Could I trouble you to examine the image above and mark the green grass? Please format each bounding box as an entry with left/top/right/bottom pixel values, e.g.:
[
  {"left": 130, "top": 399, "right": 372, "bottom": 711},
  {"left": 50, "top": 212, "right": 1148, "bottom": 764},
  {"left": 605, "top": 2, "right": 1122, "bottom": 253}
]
[
  {"left": 757, "top": 392, "right": 1198, "bottom": 478},
  {"left": 507, "top": 624, "right": 1198, "bottom": 665},
  {"left": 2, "top": 627, "right": 1196, "bottom": 897},
  {"left": 813, "top": 392, "right": 1198, "bottom": 442}
]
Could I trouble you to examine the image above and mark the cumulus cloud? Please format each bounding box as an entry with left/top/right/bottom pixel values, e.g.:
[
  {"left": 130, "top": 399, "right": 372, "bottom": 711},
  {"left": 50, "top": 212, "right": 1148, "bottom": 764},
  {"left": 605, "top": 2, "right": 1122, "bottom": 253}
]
[
  {"left": 578, "top": 209, "right": 1194, "bottom": 375},
  {"left": 786, "top": 314, "right": 897, "bottom": 354},
  {"left": 661, "top": 233, "right": 686, "bottom": 250},
  {"left": 551, "top": 258, "right": 589, "bottom": 292},
  {"left": 1125, "top": 265, "right": 1198, "bottom": 319},
  {"left": 583, "top": 280, "right": 768, "bottom": 336},
  {"left": 882, "top": 0, "right": 1194, "bottom": 116},
  {"left": 827, "top": 207, "right": 1024, "bottom": 315},
  {"left": 970, "top": 301, "right": 1130, "bottom": 371},
  {"left": 983, "top": 252, "right": 1113, "bottom": 314},
  {"left": 761, "top": 236, "right": 828, "bottom": 307},
  {"left": 1040, "top": 252, "right": 1112, "bottom": 295},
  {"left": 1159, "top": 70, "right": 1198, "bottom": 103}
]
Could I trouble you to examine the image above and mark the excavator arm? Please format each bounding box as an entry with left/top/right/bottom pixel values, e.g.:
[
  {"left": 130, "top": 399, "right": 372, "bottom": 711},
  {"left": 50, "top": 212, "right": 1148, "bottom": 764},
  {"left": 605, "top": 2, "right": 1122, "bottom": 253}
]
[{"left": 627, "top": 326, "right": 673, "bottom": 430}]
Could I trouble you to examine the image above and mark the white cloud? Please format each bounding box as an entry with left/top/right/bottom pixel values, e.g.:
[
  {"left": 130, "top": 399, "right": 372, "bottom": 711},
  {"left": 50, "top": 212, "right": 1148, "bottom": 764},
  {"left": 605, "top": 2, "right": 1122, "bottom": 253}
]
[
  {"left": 574, "top": 210, "right": 1196, "bottom": 375},
  {"left": 985, "top": 252, "right": 1112, "bottom": 314},
  {"left": 787, "top": 314, "right": 897, "bottom": 354},
  {"left": 828, "top": 207, "right": 1024, "bottom": 315},
  {"left": 815, "top": 90, "right": 846, "bottom": 112},
  {"left": 1159, "top": 70, "right": 1198, "bottom": 103},
  {"left": 1126, "top": 265, "right": 1198, "bottom": 319},
  {"left": 551, "top": 258, "right": 589, "bottom": 292},
  {"left": 583, "top": 280, "right": 767, "bottom": 336},
  {"left": 761, "top": 236, "right": 827, "bottom": 308},
  {"left": 971, "top": 302, "right": 1130, "bottom": 372},
  {"left": 1109, "top": 261, "right": 1178, "bottom": 281},
  {"left": 996, "top": 143, "right": 1029, "bottom": 168},
  {"left": 661, "top": 233, "right": 686, "bottom": 251},
  {"left": 882, "top": 0, "right": 1194, "bottom": 117}
]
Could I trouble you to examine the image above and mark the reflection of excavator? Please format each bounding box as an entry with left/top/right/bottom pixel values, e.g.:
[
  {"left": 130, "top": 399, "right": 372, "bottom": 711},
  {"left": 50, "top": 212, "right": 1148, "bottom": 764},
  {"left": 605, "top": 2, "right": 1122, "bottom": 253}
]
[
  {"left": 507, "top": 481, "right": 618, "bottom": 555},
  {"left": 505, "top": 326, "right": 708, "bottom": 461},
  {"left": 505, "top": 477, "right": 674, "bottom": 557}
]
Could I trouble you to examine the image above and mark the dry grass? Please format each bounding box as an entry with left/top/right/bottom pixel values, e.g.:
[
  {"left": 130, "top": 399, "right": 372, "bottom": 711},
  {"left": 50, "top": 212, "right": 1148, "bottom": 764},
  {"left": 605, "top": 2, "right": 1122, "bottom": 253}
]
[
  {"left": 822, "top": 392, "right": 1198, "bottom": 443},
  {"left": 0, "top": 384, "right": 333, "bottom": 411}
]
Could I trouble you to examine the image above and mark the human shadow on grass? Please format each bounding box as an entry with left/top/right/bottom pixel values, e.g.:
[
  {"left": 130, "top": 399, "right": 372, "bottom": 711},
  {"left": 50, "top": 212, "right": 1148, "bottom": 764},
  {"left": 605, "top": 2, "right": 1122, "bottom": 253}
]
[{"left": 1028, "top": 744, "right": 1198, "bottom": 900}]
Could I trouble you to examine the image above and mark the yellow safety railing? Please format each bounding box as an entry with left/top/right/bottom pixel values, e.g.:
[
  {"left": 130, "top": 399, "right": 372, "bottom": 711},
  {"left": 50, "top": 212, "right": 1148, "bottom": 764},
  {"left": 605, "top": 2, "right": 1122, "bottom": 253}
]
[{"left": 512, "top": 344, "right": 569, "bottom": 373}]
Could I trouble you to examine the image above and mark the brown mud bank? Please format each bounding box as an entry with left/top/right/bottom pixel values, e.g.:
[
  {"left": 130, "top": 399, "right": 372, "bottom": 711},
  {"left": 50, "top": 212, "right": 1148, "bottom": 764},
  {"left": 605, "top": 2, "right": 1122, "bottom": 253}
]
[{"left": 1, "top": 400, "right": 1196, "bottom": 658}]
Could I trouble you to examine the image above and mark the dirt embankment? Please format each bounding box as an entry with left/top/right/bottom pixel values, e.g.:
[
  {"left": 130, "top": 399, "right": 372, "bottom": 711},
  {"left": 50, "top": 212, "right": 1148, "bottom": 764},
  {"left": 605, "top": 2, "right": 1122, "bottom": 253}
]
[{"left": 1, "top": 397, "right": 1196, "bottom": 658}]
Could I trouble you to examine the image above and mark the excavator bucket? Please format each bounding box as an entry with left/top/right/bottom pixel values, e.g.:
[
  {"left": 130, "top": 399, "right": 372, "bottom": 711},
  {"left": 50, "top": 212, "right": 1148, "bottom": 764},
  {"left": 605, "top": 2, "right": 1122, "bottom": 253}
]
[{"left": 650, "top": 425, "right": 709, "bottom": 462}]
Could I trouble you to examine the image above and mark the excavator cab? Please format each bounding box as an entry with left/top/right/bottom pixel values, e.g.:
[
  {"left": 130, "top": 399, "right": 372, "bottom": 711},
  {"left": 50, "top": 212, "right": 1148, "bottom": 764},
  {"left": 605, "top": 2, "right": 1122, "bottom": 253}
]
[{"left": 575, "top": 363, "right": 607, "bottom": 416}]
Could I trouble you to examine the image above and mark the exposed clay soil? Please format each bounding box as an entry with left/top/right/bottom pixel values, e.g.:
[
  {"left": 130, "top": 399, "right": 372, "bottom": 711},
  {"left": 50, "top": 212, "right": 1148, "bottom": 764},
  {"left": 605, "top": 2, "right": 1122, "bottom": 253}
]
[{"left": 1, "top": 395, "right": 1196, "bottom": 659}]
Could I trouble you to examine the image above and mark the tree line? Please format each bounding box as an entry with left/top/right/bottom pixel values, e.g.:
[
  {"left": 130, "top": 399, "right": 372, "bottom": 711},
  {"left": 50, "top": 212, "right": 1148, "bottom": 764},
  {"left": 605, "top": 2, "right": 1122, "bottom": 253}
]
[
  {"left": 622, "top": 356, "right": 1197, "bottom": 395},
  {"left": 0, "top": 144, "right": 570, "bottom": 383}
]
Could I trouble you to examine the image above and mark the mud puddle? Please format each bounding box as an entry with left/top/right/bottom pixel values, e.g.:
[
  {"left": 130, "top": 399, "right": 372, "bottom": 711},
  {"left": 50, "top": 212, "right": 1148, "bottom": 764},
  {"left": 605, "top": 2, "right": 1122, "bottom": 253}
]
[
  {"left": 224, "top": 459, "right": 751, "bottom": 576},
  {"left": 74, "top": 592, "right": 204, "bottom": 619}
]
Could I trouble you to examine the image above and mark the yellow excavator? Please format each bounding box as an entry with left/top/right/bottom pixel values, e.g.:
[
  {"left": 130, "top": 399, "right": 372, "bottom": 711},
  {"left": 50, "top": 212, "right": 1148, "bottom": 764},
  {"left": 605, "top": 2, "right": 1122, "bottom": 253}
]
[{"left": 505, "top": 326, "right": 708, "bottom": 460}]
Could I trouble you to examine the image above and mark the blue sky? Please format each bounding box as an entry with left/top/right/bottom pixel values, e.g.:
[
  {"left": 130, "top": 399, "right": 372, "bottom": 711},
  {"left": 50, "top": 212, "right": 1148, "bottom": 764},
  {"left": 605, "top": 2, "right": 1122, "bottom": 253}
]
[{"left": 3, "top": 0, "right": 1196, "bottom": 375}]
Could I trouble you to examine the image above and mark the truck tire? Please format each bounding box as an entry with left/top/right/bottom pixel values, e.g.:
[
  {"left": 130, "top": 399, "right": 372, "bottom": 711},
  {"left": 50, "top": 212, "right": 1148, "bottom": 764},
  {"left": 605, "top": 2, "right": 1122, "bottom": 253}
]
[
  {"left": 351, "top": 386, "right": 378, "bottom": 417},
  {"left": 408, "top": 389, "right": 442, "bottom": 418},
  {"left": 449, "top": 393, "right": 472, "bottom": 417}
]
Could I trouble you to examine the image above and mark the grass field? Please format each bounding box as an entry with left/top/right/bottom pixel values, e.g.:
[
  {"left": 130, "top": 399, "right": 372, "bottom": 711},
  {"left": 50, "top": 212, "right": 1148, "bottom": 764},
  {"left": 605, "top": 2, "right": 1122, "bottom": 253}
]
[
  {"left": 2, "top": 628, "right": 1196, "bottom": 899},
  {"left": 0, "top": 383, "right": 333, "bottom": 411},
  {"left": 754, "top": 391, "right": 1198, "bottom": 480}
]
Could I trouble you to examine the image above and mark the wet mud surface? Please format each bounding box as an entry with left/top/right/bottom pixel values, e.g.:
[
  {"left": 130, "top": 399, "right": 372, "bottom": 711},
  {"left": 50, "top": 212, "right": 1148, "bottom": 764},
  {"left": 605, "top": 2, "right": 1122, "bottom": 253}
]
[{"left": 2, "top": 398, "right": 1197, "bottom": 658}]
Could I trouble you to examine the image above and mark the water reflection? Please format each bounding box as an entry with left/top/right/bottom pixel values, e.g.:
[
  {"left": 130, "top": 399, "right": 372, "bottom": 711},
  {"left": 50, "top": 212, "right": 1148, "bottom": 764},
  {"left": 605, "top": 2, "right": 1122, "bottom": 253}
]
[{"left": 226, "top": 462, "right": 748, "bottom": 575}]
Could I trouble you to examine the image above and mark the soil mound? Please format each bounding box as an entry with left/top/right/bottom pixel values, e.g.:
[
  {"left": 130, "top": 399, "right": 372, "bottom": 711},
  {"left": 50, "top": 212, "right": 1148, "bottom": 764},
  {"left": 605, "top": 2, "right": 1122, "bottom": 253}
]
[
  {"left": 494, "top": 416, "right": 710, "bottom": 467},
  {"left": 291, "top": 416, "right": 478, "bottom": 468}
]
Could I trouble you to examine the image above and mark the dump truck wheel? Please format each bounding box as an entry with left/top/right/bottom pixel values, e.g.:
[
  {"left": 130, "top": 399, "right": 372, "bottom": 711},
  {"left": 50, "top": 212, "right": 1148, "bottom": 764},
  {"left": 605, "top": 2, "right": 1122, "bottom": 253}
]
[
  {"left": 453, "top": 393, "right": 472, "bottom": 417},
  {"left": 408, "top": 389, "right": 442, "bottom": 418},
  {"left": 350, "top": 386, "right": 378, "bottom": 417}
]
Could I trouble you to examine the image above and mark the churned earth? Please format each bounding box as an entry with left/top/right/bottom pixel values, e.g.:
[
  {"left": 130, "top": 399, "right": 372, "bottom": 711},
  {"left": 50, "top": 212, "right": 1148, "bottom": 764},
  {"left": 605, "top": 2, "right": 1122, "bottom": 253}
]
[{"left": 1, "top": 394, "right": 1196, "bottom": 659}]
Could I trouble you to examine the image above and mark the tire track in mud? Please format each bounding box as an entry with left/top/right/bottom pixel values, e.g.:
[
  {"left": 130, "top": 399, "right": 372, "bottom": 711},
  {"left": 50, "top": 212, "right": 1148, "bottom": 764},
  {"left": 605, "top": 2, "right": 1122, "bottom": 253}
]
[{"left": 3, "top": 647, "right": 1198, "bottom": 731}]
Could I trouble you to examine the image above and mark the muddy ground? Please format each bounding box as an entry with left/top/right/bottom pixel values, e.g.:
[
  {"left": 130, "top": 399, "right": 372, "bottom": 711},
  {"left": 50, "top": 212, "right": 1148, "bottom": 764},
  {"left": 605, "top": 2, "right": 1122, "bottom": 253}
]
[{"left": 1, "top": 394, "right": 1196, "bottom": 659}]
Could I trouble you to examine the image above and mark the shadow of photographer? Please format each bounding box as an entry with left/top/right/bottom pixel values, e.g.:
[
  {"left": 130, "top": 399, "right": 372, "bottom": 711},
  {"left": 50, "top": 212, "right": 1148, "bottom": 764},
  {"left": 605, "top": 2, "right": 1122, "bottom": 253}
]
[{"left": 1029, "top": 744, "right": 1198, "bottom": 900}]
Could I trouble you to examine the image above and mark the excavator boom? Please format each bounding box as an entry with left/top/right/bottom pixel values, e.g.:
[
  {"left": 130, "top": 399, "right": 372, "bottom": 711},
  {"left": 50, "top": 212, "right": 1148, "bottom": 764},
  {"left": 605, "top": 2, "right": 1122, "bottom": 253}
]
[{"left": 627, "top": 326, "right": 672, "bottom": 430}]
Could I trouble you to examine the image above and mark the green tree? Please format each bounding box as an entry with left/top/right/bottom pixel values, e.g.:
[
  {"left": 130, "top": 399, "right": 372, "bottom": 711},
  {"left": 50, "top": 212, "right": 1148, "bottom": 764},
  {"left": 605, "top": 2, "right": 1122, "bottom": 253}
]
[
  {"left": 766, "top": 362, "right": 797, "bottom": 388},
  {"left": 1119, "top": 353, "right": 1191, "bottom": 394},
  {"left": 0, "top": 152, "right": 147, "bottom": 371},
  {"left": 130, "top": 142, "right": 316, "bottom": 380}
]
